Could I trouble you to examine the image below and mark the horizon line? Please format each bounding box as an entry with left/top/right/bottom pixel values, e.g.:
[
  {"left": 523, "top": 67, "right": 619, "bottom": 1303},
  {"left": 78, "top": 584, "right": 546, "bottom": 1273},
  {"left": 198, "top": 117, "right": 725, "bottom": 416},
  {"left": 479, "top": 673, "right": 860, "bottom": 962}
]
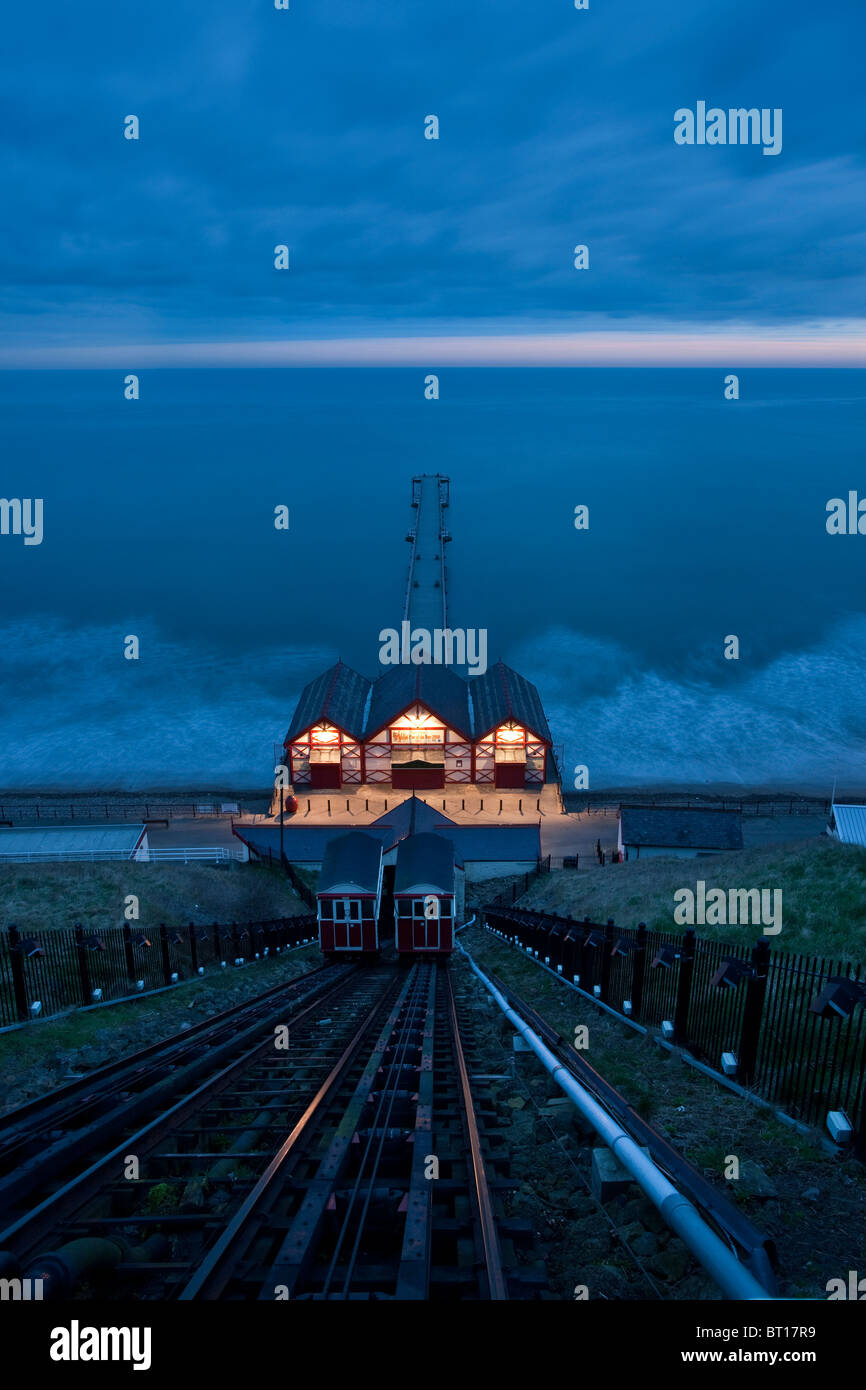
[{"left": 1, "top": 326, "right": 865, "bottom": 369}]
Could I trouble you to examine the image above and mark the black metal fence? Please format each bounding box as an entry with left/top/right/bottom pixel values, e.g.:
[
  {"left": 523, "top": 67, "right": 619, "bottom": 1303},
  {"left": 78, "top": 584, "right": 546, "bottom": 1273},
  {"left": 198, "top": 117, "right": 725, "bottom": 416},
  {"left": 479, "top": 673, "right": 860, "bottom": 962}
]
[
  {"left": 0, "top": 914, "right": 318, "bottom": 1026},
  {"left": 482, "top": 905, "right": 866, "bottom": 1155},
  {"left": 562, "top": 795, "right": 831, "bottom": 817},
  {"left": 0, "top": 797, "right": 265, "bottom": 825}
]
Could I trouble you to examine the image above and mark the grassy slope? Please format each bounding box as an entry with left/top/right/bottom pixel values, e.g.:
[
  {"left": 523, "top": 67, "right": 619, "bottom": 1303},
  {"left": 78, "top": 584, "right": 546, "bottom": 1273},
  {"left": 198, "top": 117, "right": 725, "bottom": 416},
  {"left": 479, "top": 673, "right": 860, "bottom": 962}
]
[
  {"left": 0, "top": 860, "right": 308, "bottom": 931},
  {"left": 510, "top": 837, "right": 866, "bottom": 962}
]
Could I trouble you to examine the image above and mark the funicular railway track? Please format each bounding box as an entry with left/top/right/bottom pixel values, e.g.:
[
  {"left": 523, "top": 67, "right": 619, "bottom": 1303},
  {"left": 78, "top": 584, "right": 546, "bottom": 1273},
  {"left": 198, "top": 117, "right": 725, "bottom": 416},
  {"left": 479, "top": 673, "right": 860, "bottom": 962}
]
[
  {"left": 0, "top": 958, "right": 534, "bottom": 1300},
  {"left": 0, "top": 962, "right": 392, "bottom": 1295},
  {"left": 0, "top": 956, "right": 332, "bottom": 1196},
  {"left": 180, "top": 962, "right": 534, "bottom": 1300}
]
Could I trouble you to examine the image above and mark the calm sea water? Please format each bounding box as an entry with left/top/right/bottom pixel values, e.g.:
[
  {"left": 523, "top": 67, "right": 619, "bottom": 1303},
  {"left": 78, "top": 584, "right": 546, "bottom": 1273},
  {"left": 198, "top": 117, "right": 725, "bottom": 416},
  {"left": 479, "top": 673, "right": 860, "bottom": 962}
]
[{"left": 1, "top": 367, "right": 865, "bottom": 790}]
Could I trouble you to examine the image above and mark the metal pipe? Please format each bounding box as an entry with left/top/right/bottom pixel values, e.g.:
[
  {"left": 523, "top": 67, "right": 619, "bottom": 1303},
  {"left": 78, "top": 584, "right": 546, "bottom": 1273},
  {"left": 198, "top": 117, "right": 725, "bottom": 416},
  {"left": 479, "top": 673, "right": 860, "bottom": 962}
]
[
  {"left": 459, "top": 942, "right": 773, "bottom": 1301},
  {"left": 25, "top": 1234, "right": 168, "bottom": 1299},
  {"left": 484, "top": 921, "right": 829, "bottom": 1150}
]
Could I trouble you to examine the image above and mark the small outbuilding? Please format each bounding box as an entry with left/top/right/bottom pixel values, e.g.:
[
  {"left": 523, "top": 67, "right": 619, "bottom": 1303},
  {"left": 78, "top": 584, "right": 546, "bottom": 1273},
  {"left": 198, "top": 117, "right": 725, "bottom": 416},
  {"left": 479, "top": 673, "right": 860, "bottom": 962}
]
[
  {"left": 316, "top": 831, "right": 384, "bottom": 954},
  {"left": 0, "top": 824, "right": 149, "bottom": 863},
  {"left": 618, "top": 805, "right": 743, "bottom": 860}
]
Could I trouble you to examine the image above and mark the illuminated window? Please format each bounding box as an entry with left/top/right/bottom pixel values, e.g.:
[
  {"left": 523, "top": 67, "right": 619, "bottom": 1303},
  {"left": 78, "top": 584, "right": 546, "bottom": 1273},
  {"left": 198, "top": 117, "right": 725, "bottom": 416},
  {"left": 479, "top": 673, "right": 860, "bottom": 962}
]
[
  {"left": 494, "top": 723, "right": 526, "bottom": 762},
  {"left": 495, "top": 724, "right": 525, "bottom": 745},
  {"left": 310, "top": 725, "right": 340, "bottom": 746},
  {"left": 390, "top": 727, "right": 445, "bottom": 744}
]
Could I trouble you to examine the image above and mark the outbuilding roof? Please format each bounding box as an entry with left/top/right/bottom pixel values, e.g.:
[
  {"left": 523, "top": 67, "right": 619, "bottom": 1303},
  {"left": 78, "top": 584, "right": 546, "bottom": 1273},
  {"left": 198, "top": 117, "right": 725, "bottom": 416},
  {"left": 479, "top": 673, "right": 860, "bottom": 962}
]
[
  {"left": 286, "top": 661, "right": 370, "bottom": 743},
  {"left": 829, "top": 803, "right": 866, "bottom": 846},
  {"left": 430, "top": 825, "right": 539, "bottom": 862},
  {"left": 619, "top": 805, "right": 743, "bottom": 851},
  {"left": 394, "top": 832, "right": 456, "bottom": 895},
  {"left": 0, "top": 824, "right": 147, "bottom": 861},
  {"left": 370, "top": 794, "right": 456, "bottom": 842},
  {"left": 318, "top": 831, "right": 383, "bottom": 895}
]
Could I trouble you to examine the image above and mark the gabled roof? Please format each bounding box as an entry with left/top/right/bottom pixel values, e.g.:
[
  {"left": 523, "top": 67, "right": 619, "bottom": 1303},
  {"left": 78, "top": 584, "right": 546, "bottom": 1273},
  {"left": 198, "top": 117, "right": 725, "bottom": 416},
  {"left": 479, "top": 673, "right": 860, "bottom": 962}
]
[
  {"left": 471, "top": 661, "right": 551, "bottom": 742},
  {"left": 365, "top": 665, "right": 471, "bottom": 739},
  {"left": 619, "top": 805, "right": 743, "bottom": 851},
  {"left": 394, "top": 832, "right": 456, "bottom": 895},
  {"left": 371, "top": 794, "right": 456, "bottom": 846},
  {"left": 318, "top": 831, "right": 382, "bottom": 895},
  {"left": 286, "top": 661, "right": 371, "bottom": 743},
  {"left": 830, "top": 803, "right": 866, "bottom": 846}
]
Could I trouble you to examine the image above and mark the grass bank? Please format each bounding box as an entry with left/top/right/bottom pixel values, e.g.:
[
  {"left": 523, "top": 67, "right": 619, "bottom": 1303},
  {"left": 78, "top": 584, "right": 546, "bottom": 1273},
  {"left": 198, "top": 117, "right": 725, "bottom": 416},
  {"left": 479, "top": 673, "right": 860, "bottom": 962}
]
[
  {"left": 0, "top": 860, "right": 308, "bottom": 931},
  {"left": 506, "top": 838, "right": 866, "bottom": 962}
]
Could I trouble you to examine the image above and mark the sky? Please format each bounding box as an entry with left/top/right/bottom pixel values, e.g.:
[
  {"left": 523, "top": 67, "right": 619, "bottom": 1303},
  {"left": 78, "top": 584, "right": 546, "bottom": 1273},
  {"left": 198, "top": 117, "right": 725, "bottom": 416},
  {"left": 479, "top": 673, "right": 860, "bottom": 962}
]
[
  {"left": 3, "top": 3, "right": 866, "bottom": 795},
  {"left": 3, "top": 0, "right": 866, "bottom": 362}
]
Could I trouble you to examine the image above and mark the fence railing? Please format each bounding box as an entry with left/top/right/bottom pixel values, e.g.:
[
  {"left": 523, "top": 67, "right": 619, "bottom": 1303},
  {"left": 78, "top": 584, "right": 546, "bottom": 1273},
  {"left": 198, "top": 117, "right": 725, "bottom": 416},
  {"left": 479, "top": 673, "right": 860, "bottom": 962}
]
[
  {"left": 244, "top": 793, "right": 552, "bottom": 822},
  {"left": 0, "top": 915, "right": 318, "bottom": 1027},
  {"left": 481, "top": 904, "right": 866, "bottom": 1156},
  {"left": 0, "top": 800, "right": 248, "bottom": 825},
  {"left": 0, "top": 845, "right": 247, "bottom": 865},
  {"left": 144, "top": 846, "right": 248, "bottom": 863},
  {"left": 563, "top": 795, "right": 832, "bottom": 818}
]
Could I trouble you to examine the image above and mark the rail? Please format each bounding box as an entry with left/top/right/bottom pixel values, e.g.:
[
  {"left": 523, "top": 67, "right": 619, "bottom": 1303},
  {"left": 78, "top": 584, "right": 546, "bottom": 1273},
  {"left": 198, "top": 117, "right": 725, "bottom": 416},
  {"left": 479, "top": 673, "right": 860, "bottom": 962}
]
[{"left": 459, "top": 940, "right": 774, "bottom": 1301}]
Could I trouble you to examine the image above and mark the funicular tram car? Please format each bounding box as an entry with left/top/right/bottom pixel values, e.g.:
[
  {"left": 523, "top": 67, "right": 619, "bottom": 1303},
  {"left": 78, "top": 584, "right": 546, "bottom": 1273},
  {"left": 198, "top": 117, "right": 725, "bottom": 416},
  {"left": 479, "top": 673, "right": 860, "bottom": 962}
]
[
  {"left": 393, "top": 832, "right": 456, "bottom": 957},
  {"left": 317, "top": 831, "right": 384, "bottom": 958}
]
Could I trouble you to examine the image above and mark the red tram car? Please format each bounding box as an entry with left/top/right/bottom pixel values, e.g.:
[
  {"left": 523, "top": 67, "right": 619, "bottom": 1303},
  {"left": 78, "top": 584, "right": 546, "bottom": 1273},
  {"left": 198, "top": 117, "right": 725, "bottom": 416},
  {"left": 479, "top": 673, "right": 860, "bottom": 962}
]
[
  {"left": 393, "top": 833, "right": 456, "bottom": 956},
  {"left": 317, "top": 831, "right": 384, "bottom": 958}
]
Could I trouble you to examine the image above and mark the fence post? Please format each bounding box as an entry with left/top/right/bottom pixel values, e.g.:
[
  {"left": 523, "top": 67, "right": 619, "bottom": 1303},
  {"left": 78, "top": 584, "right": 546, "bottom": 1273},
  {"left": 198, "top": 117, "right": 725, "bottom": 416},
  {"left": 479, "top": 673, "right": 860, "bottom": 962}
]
[
  {"left": 856, "top": 1087, "right": 866, "bottom": 1163},
  {"left": 231, "top": 922, "right": 240, "bottom": 962},
  {"left": 578, "top": 917, "right": 592, "bottom": 989},
  {"left": 189, "top": 922, "right": 198, "bottom": 974},
  {"left": 212, "top": 922, "right": 221, "bottom": 963},
  {"left": 673, "top": 928, "right": 696, "bottom": 1045},
  {"left": 74, "top": 924, "right": 92, "bottom": 1006},
  {"left": 737, "top": 939, "right": 771, "bottom": 1086},
  {"left": 7, "top": 926, "right": 30, "bottom": 1022},
  {"left": 159, "top": 924, "right": 172, "bottom": 985},
  {"left": 631, "top": 922, "right": 647, "bottom": 1020},
  {"left": 599, "top": 920, "right": 615, "bottom": 1003},
  {"left": 122, "top": 923, "right": 136, "bottom": 984}
]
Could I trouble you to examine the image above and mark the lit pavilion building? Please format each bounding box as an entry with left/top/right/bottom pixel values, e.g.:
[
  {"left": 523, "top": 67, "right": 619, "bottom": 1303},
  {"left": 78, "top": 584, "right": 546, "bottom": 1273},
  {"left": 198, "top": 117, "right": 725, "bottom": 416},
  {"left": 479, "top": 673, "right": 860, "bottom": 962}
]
[{"left": 280, "top": 477, "right": 555, "bottom": 797}]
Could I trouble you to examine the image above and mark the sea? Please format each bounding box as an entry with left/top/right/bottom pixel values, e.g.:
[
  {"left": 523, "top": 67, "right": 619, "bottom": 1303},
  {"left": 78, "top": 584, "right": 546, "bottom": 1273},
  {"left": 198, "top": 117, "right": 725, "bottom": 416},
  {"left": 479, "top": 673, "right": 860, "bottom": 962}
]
[{"left": 1, "top": 366, "right": 865, "bottom": 793}]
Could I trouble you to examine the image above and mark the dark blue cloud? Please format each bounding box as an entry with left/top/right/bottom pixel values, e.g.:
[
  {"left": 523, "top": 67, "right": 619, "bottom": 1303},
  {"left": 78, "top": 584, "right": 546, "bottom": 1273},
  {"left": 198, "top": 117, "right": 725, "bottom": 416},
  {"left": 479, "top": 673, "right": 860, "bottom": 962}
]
[{"left": 2, "top": 0, "right": 865, "bottom": 347}]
